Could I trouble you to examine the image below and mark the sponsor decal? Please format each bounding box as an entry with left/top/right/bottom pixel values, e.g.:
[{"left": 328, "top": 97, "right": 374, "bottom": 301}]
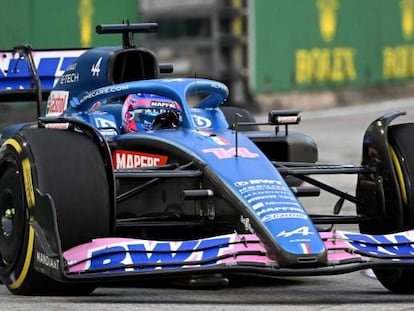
[
  {"left": 316, "top": 0, "right": 339, "bottom": 43},
  {"left": 193, "top": 115, "right": 213, "bottom": 128},
  {"left": 64, "top": 234, "right": 273, "bottom": 273},
  {"left": 295, "top": 48, "right": 356, "bottom": 84},
  {"left": 59, "top": 72, "right": 79, "bottom": 84},
  {"left": 161, "top": 78, "right": 185, "bottom": 83},
  {"left": 277, "top": 226, "right": 315, "bottom": 238},
  {"left": 261, "top": 212, "right": 308, "bottom": 223},
  {"left": 342, "top": 232, "right": 414, "bottom": 257},
  {"left": 234, "top": 179, "right": 283, "bottom": 187},
  {"left": 100, "top": 129, "right": 118, "bottom": 137},
  {"left": 86, "top": 237, "right": 231, "bottom": 271},
  {"left": 46, "top": 91, "right": 69, "bottom": 116},
  {"left": 150, "top": 101, "right": 179, "bottom": 109},
  {"left": 210, "top": 136, "right": 230, "bottom": 145},
  {"left": 94, "top": 117, "right": 116, "bottom": 129},
  {"left": 256, "top": 206, "right": 304, "bottom": 215},
  {"left": 247, "top": 192, "right": 294, "bottom": 203},
  {"left": 202, "top": 147, "right": 260, "bottom": 159},
  {"left": 113, "top": 150, "right": 168, "bottom": 169},
  {"left": 252, "top": 202, "right": 265, "bottom": 210},
  {"left": 238, "top": 185, "right": 291, "bottom": 196},
  {"left": 295, "top": 1, "right": 356, "bottom": 84},
  {"left": 232, "top": 178, "right": 307, "bottom": 223},
  {"left": 45, "top": 123, "right": 70, "bottom": 130},
  {"left": 247, "top": 195, "right": 279, "bottom": 204},
  {"left": 36, "top": 252, "right": 59, "bottom": 270},
  {"left": 79, "top": 84, "right": 129, "bottom": 104},
  {"left": 276, "top": 116, "right": 300, "bottom": 124},
  {"left": 319, "top": 230, "right": 414, "bottom": 260},
  {"left": 243, "top": 191, "right": 285, "bottom": 200},
  {"left": 124, "top": 96, "right": 181, "bottom": 115},
  {"left": 0, "top": 50, "right": 84, "bottom": 90},
  {"left": 91, "top": 57, "right": 102, "bottom": 77},
  {"left": 382, "top": 1, "right": 414, "bottom": 79},
  {"left": 300, "top": 243, "right": 312, "bottom": 254},
  {"left": 197, "top": 130, "right": 230, "bottom": 145}
]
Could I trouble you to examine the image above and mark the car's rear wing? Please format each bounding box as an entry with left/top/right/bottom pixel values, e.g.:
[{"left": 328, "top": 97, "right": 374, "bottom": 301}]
[
  {"left": 0, "top": 46, "right": 86, "bottom": 104},
  {"left": 0, "top": 23, "right": 173, "bottom": 117},
  {"left": 0, "top": 44, "right": 173, "bottom": 115}
]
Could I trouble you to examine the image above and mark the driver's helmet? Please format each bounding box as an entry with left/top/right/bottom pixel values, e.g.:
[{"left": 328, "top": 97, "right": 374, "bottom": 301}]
[{"left": 122, "top": 93, "right": 182, "bottom": 132}]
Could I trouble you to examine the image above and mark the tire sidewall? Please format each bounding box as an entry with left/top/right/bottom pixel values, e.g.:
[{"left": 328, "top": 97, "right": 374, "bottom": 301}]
[
  {"left": 372, "top": 123, "right": 414, "bottom": 293},
  {"left": 0, "top": 137, "right": 36, "bottom": 292}
]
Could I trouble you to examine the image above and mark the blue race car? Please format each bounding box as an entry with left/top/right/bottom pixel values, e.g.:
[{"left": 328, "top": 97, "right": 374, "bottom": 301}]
[{"left": 0, "top": 23, "right": 414, "bottom": 295}]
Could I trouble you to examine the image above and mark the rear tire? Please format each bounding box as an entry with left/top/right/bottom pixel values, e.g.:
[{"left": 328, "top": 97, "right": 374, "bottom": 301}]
[
  {"left": 0, "top": 128, "right": 111, "bottom": 295},
  {"left": 370, "top": 123, "right": 414, "bottom": 293}
]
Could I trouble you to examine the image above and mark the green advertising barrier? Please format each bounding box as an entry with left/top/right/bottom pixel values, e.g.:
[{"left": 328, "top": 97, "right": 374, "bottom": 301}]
[
  {"left": 0, "top": 0, "right": 137, "bottom": 48},
  {"left": 250, "top": 0, "right": 414, "bottom": 93}
]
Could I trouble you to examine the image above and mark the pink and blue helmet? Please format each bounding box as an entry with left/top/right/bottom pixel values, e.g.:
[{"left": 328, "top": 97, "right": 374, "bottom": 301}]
[{"left": 122, "top": 93, "right": 182, "bottom": 132}]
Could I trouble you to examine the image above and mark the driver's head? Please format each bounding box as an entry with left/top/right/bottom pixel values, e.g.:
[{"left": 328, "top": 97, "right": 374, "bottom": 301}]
[{"left": 122, "top": 93, "right": 182, "bottom": 132}]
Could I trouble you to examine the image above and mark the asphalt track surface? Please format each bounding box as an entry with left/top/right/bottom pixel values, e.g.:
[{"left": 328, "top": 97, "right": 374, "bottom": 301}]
[{"left": 2, "top": 98, "right": 414, "bottom": 310}]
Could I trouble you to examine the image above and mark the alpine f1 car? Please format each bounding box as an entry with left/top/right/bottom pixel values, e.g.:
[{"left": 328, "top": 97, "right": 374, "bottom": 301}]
[{"left": 1, "top": 23, "right": 414, "bottom": 295}]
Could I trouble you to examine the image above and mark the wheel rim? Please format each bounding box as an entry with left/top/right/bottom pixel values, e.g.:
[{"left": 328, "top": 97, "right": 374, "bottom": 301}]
[{"left": 0, "top": 162, "right": 26, "bottom": 275}]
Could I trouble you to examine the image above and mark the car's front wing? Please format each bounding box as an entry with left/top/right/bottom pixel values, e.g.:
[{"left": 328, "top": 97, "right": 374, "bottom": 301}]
[{"left": 35, "top": 229, "right": 414, "bottom": 283}]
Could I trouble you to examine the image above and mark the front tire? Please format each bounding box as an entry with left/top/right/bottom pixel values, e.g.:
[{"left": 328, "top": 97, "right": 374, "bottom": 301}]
[
  {"left": 371, "top": 123, "right": 414, "bottom": 293},
  {"left": 0, "top": 128, "right": 111, "bottom": 295}
]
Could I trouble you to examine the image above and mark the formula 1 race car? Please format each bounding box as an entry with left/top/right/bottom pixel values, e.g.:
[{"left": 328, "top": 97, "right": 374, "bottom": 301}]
[{"left": 1, "top": 23, "right": 414, "bottom": 296}]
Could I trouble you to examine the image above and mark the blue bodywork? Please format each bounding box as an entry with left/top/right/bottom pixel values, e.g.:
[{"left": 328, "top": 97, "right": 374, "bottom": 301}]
[
  {"left": 0, "top": 45, "right": 327, "bottom": 267},
  {"left": 40, "top": 46, "right": 328, "bottom": 266}
]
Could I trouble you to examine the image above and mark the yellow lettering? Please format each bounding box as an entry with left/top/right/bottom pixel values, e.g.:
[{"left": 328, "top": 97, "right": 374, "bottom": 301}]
[
  {"left": 295, "top": 47, "right": 357, "bottom": 84},
  {"left": 396, "top": 46, "right": 408, "bottom": 77},
  {"left": 295, "top": 49, "right": 312, "bottom": 83},
  {"left": 331, "top": 48, "right": 344, "bottom": 81},
  {"left": 382, "top": 45, "right": 414, "bottom": 79},
  {"left": 315, "top": 48, "right": 331, "bottom": 81},
  {"left": 343, "top": 48, "right": 357, "bottom": 80},
  {"left": 383, "top": 47, "right": 394, "bottom": 79},
  {"left": 411, "top": 45, "right": 414, "bottom": 75}
]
